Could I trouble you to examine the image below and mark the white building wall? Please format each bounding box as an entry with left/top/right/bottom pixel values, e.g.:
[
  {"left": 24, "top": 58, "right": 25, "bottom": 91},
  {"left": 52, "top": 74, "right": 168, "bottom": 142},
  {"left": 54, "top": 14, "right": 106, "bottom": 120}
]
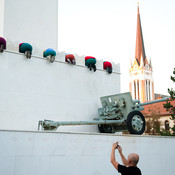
[
  {"left": 0, "top": 0, "right": 4, "bottom": 35},
  {"left": 0, "top": 51, "right": 120, "bottom": 132},
  {"left": 0, "top": 130, "right": 174, "bottom": 175},
  {"left": 3, "top": 0, "right": 58, "bottom": 52}
]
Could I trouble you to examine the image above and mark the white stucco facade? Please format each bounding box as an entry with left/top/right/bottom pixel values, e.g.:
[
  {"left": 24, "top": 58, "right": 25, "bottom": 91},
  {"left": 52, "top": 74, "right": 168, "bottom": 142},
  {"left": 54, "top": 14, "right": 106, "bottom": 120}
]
[
  {"left": 0, "top": 51, "right": 120, "bottom": 132},
  {"left": 0, "top": 130, "right": 174, "bottom": 175},
  {"left": 2, "top": 0, "right": 58, "bottom": 52},
  {"left": 0, "top": 0, "right": 121, "bottom": 134},
  {"left": 0, "top": 0, "right": 4, "bottom": 35}
]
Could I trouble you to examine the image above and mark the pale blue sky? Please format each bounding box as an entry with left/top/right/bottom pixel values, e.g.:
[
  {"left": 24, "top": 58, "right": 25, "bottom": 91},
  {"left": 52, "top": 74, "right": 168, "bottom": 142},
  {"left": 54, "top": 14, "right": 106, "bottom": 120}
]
[{"left": 58, "top": 0, "right": 175, "bottom": 95}]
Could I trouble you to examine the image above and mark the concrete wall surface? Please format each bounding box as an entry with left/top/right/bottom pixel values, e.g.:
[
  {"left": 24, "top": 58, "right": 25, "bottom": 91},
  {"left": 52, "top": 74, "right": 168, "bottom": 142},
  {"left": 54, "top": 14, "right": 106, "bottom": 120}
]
[
  {"left": 0, "top": 130, "right": 174, "bottom": 175},
  {"left": 0, "top": 51, "right": 120, "bottom": 132},
  {"left": 3, "top": 0, "right": 58, "bottom": 51},
  {"left": 0, "top": 0, "right": 4, "bottom": 35}
]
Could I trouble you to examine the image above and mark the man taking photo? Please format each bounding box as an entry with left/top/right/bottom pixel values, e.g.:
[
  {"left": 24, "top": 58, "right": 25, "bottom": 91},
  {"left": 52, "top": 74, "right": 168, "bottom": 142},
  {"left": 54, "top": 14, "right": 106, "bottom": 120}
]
[{"left": 111, "top": 142, "right": 142, "bottom": 175}]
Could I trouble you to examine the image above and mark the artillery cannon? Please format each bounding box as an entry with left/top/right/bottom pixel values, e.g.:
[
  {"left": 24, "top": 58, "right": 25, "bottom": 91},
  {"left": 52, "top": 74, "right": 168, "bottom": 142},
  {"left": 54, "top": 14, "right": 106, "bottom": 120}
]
[{"left": 38, "top": 92, "right": 169, "bottom": 135}]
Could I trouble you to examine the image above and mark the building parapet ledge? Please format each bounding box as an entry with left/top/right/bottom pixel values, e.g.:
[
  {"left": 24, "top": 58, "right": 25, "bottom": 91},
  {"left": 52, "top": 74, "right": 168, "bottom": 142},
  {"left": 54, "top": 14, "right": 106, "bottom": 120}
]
[
  {"left": 0, "top": 129, "right": 175, "bottom": 139},
  {"left": 3, "top": 49, "right": 121, "bottom": 74}
]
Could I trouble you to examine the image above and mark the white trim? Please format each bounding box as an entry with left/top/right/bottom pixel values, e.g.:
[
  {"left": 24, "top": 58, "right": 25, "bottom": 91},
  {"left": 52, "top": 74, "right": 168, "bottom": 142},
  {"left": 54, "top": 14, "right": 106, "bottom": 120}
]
[
  {"left": 135, "top": 79, "right": 138, "bottom": 100},
  {"left": 150, "top": 81, "right": 152, "bottom": 100},
  {"left": 139, "top": 80, "right": 141, "bottom": 101}
]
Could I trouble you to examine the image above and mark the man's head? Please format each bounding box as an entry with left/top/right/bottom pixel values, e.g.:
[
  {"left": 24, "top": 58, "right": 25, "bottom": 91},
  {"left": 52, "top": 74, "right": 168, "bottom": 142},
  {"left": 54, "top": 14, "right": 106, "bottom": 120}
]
[{"left": 128, "top": 153, "right": 139, "bottom": 166}]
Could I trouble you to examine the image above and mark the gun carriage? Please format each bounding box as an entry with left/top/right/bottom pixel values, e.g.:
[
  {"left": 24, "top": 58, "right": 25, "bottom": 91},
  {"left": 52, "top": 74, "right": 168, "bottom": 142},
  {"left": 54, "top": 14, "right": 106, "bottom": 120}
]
[{"left": 38, "top": 92, "right": 168, "bottom": 135}]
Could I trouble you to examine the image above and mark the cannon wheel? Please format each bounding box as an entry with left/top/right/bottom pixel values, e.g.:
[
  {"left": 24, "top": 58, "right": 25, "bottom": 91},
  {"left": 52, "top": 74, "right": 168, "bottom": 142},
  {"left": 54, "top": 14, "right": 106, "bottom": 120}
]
[
  {"left": 127, "top": 111, "right": 145, "bottom": 135},
  {"left": 98, "top": 124, "right": 112, "bottom": 133}
]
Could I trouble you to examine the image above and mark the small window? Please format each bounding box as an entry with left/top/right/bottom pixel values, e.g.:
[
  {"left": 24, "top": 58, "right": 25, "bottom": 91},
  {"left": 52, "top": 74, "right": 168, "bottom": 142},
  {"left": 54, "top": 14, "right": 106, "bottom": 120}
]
[{"left": 165, "top": 120, "right": 169, "bottom": 130}]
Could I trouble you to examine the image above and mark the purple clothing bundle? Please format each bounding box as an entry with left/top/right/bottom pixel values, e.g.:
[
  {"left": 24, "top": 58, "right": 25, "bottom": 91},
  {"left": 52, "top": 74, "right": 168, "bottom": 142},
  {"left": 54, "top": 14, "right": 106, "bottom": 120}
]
[{"left": 0, "top": 37, "right": 6, "bottom": 49}]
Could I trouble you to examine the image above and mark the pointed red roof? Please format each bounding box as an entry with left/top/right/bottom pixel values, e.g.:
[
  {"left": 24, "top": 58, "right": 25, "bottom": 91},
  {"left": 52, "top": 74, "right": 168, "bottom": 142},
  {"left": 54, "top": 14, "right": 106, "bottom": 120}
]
[{"left": 135, "top": 4, "right": 146, "bottom": 66}]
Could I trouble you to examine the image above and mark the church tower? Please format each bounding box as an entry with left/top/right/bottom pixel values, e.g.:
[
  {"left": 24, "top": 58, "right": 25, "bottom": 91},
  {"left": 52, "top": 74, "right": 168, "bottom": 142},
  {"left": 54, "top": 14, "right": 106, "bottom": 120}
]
[{"left": 129, "top": 3, "right": 154, "bottom": 102}]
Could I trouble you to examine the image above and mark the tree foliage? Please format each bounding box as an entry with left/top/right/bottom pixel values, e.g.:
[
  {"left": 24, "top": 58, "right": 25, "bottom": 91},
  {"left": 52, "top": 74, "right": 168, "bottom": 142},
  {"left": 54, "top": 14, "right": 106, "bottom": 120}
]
[
  {"left": 145, "top": 117, "right": 161, "bottom": 135},
  {"left": 161, "top": 68, "right": 175, "bottom": 136}
]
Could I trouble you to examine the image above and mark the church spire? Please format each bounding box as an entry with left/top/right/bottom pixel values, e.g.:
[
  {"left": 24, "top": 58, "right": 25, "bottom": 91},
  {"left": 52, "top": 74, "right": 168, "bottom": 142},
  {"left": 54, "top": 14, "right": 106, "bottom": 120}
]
[
  {"left": 135, "top": 3, "right": 146, "bottom": 66},
  {"left": 129, "top": 3, "right": 155, "bottom": 103}
]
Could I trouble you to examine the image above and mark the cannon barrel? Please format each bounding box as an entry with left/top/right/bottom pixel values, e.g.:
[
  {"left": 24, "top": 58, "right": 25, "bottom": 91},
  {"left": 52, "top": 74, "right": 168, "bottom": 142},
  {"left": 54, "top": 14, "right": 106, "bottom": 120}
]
[
  {"left": 134, "top": 97, "right": 169, "bottom": 107},
  {"left": 38, "top": 119, "right": 125, "bottom": 131},
  {"left": 37, "top": 93, "right": 170, "bottom": 134}
]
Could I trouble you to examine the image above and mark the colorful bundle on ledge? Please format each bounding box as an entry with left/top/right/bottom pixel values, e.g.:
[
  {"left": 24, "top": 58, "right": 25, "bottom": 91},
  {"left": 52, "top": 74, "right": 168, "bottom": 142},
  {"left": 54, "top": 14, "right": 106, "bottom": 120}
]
[
  {"left": 0, "top": 37, "right": 6, "bottom": 53},
  {"left": 85, "top": 56, "right": 96, "bottom": 72},
  {"left": 103, "top": 61, "right": 112, "bottom": 74},
  {"left": 19, "top": 43, "right": 33, "bottom": 59},
  {"left": 43, "top": 48, "right": 56, "bottom": 63},
  {"left": 0, "top": 39, "right": 113, "bottom": 74},
  {"left": 65, "top": 54, "right": 76, "bottom": 65}
]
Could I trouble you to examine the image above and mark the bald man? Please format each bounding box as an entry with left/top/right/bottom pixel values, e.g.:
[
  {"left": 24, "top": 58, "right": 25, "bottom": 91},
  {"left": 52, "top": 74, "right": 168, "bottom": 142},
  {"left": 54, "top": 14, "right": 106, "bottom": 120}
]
[{"left": 111, "top": 142, "right": 142, "bottom": 175}]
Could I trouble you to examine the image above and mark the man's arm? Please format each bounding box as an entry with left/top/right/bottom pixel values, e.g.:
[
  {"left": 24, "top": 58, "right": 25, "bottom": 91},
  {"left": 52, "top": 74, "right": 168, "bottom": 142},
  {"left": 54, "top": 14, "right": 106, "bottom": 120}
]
[
  {"left": 117, "top": 145, "right": 129, "bottom": 167},
  {"left": 111, "top": 142, "right": 119, "bottom": 170}
]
